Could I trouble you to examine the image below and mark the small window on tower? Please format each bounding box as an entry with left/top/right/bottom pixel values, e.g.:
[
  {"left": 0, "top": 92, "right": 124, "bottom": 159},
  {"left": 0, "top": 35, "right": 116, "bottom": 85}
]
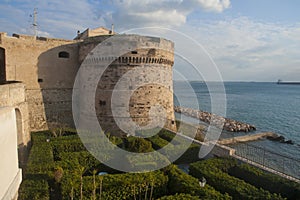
[
  {"left": 99, "top": 100, "right": 106, "bottom": 106},
  {"left": 131, "top": 51, "right": 138, "bottom": 54},
  {"left": 58, "top": 51, "right": 70, "bottom": 58}
]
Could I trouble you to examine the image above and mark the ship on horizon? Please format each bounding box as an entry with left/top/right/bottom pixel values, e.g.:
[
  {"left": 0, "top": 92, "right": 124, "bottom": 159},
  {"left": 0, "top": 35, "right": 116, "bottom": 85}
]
[{"left": 277, "top": 79, "right": 300, "bottom": 85}]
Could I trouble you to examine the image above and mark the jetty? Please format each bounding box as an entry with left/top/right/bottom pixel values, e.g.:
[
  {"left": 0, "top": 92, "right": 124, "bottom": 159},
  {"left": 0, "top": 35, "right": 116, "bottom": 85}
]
[
  {"left": 218, "top": 132, "right": 279, "bottom": 145},
  {"left": 174, "top": 106, "right": 256, "bottom": 132}
]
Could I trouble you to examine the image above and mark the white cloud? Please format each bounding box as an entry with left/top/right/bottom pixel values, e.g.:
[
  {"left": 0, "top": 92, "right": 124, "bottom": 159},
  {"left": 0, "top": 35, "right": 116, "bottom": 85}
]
[
  {"left": 185, "top": 17, "right": 300, "bottom": 81},
  {"left": 103, "top": 0, "right": 231, "bottom": 30},
  {"left": 196, "top": 0, "right": 231, "bottom": 12},
  {"left": 0, "top": 0, "right": 232, "bottom": 37}
]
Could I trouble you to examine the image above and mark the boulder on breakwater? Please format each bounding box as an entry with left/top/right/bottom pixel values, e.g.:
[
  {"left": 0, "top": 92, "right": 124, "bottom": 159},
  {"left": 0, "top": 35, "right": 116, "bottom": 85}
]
[
  {"left": 174, "top": 106, "right": 256, "bottom": 133},
  {"left": 266, "top": 135, "right": 295, "bottom": 145}
]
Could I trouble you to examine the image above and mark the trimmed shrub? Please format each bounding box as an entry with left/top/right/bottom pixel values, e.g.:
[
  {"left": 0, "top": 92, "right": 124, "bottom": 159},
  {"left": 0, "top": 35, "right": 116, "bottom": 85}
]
[
  {"left": 51, "top": 140, "right": 87, "bottom": 161},
  {"left": 189, "top": 158, "right": 285, "bottom": 200},
  {"left": 61, "top": 170, "right": 168, "bottom": 200},
  {"left": 18, "top": 179, "right": 50, "bottom": 200},
  {"left": 56, "top": 151, "right": 101, "bottom": 174},
  {"left": 228, "top": 164, "right": 300, "bottom": 199},
  {"left": 147, "top": 135, "right": 171, "bottom": 150},
  {"left": 166, "top": 165, "right": 231, "bottom": 199},
  {"left": 127, "top": 137, "right": 153, "bottom": 153},
  {"left": 158, "top": 130, "right": 180, "bottom": 145},
  {"left": 158, "top": 193, "right": 200, "bottom": 200},
  {"left": 26, "top": 138, "right": 54, "bottom": 177},
  {"left": 174, "top": 144, "right": 201, "bottom": 164}
]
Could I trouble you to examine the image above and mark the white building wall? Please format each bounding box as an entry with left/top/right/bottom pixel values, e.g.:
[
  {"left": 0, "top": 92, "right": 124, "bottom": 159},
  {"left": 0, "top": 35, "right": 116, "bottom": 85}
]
[{"left": 0, "top": 107, "right": 22, "bottom": 200}]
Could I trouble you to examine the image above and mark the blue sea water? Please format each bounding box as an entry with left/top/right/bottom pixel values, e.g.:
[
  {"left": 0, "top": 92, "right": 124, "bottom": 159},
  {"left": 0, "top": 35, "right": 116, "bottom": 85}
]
[{"left": 174, "top": 81, "right": 300, "bottom": 161}]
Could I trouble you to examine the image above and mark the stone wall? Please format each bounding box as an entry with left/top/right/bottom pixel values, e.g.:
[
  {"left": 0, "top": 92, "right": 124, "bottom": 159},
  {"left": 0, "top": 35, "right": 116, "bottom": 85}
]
[{"left": 0, "top": 33, "right": 78, "bottom": 131}]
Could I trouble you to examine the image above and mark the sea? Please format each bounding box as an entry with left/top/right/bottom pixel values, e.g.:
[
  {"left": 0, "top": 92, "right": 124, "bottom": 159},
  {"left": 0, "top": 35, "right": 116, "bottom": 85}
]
[{"left": 174, "top": 81, "right": 300, "bottom": 177}]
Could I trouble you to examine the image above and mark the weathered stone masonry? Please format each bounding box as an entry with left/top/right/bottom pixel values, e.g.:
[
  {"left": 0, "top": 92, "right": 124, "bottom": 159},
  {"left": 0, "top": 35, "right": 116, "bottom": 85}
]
[
  {"left": 79, "top": 35, "right": 176, "bottom": 135},
  {"left": 0, "top": 31, "right": 177, "bottom": 138}
]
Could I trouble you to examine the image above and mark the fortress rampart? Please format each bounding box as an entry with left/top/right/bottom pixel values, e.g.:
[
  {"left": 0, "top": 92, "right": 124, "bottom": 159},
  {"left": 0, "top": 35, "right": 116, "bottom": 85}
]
[{"left": 0, "top": 31, "right": 177, "bottom": 139}]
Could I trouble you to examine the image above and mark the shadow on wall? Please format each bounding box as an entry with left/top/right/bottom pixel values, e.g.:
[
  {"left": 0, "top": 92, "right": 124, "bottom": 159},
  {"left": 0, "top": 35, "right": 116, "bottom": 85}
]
[
  {"left": 15, "top": 108, "right": 29, "bottom": 169},
  {"left": 0, "top": 47, "right": 6, "bottom": 84},
  {"left": 37, "top": 43, "right": 79, "bottom": 130}
]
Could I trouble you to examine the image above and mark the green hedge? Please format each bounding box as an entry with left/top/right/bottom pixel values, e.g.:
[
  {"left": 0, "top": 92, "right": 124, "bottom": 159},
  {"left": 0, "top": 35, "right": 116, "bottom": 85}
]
[
  {"left": 51, "top": 140, "right": 87, "bottom": 161},
  {"left": 61, "top": 170, "right": 168, "bottom": 200},
  {"left": 55, "top": 151, "right": 101, "bottom": 173},
  {"left": 157, "top": 193, "right": 200, "bottom": 200},
  {"left": 147, "top": 135, "right": 172, "bottom": 150},
  {"left": 26, "top": 138, "right": 54, "bottom": 177},
  {"left": 18, "top": 179, "right": 50, "bottom": 200},
  {"left": 166, "top": 165, "right": 231, "bottom": 199},
  {"left": 20, "top": 132, "right": 55, "bottom": 199},
  {"left": 158, "top": 130, "right": 180, "bottom": 145},
  {"left": 228, "top": 164, "right": 300, "bottom": 199},
  {"left": 174, "top": 144, "right": 201, "bottom": 164},
  {"left": 126, "top": 137, "right": 153, "bottom": 153},
  {"left": 189, "top": 158, "right": 285, "bottom": 200},
  {"left": 31, "top": 131, "right": 52, "bottom": 144}
]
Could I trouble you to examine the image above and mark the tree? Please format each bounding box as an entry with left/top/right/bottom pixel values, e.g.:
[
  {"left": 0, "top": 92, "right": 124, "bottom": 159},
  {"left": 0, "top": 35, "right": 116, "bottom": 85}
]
[
  {"left": 99, "top": 175, "right": 103, "bottom": 200},
  {"left": 77, "top": 165, "right": 86, "bottom": 200},
  {"left": 54, "top": 166, "right": 64, "bottom": 183}
]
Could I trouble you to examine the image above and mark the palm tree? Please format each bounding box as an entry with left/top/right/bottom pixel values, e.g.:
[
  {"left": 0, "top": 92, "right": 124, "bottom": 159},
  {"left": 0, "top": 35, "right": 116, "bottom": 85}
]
[
  {"left": 144, "top": 182, "right": 149, "bottom": 200},
  {"left": 132, "top": 184, "right": 136, "bottom": 200},
  {"left": 149, "top": 179, "right": 154, "bottom": 200},
  {"left": 78, "top": 166, "right": 85, "bottom": 200},
  {"left": 99, "top": 175, "right": 103, "bottom": 200},
  {"left": 69, "top": 180, "right": 74, "bottom": 200},
  {"left": 92, "top": 170, "right": 97, "bottom": 200}
]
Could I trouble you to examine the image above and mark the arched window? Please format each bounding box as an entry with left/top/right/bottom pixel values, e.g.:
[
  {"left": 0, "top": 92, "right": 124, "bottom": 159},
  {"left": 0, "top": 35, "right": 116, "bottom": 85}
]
[{"left": 58, "top": 51, "right": 70, "bottom": 58}]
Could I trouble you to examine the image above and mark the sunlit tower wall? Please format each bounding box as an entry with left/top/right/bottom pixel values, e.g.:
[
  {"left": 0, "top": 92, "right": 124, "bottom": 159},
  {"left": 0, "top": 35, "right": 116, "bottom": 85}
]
[{"left": 78, "top": 35, "right": 176, "bottom": 136}]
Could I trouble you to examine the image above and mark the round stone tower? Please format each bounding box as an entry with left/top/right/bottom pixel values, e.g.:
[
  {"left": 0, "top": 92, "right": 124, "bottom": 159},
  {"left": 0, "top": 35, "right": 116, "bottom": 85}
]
[{"left": 77, "top": 34, "right": 176, "bottom": 136}]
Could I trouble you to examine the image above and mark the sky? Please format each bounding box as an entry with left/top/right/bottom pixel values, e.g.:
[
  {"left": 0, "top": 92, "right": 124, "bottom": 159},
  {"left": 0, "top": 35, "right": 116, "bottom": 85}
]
[{"left": 0, "top": 0, "right": 300, "bottom": 81}]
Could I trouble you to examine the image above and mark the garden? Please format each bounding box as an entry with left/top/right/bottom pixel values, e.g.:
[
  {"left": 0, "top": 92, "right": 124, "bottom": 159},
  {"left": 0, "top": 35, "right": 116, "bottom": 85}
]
[{"left": 18, "top": 128, "right": 300, "bottom": 199}]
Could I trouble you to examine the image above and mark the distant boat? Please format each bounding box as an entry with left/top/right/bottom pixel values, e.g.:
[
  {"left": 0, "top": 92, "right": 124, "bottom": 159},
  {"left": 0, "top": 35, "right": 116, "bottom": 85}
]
[{"left": 277, "top": 79, "right": 300, "bottom": 85}]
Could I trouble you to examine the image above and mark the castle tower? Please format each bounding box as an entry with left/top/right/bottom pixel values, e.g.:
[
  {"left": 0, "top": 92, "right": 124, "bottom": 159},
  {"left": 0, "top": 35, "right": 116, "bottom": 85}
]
[{"left": 77, "top": 35, "right": 176, "bottom": 136}]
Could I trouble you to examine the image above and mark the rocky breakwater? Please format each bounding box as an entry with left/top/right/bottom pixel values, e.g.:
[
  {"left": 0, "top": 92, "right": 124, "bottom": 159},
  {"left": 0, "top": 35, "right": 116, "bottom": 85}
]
[{"left": 174, "top": 106, "right": 256, "bottom": 132}]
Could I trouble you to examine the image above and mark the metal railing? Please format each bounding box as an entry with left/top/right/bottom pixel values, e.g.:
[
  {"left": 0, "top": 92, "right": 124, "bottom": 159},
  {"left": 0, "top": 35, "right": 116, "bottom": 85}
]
[{"left": 233, "top": 143, "right": 300, "bottom": 180}]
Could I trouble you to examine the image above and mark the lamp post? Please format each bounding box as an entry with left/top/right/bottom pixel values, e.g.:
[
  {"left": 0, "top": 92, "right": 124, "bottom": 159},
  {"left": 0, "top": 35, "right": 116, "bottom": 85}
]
[{"left": 199, "top": 177, "right": 206, "bottom": 187}]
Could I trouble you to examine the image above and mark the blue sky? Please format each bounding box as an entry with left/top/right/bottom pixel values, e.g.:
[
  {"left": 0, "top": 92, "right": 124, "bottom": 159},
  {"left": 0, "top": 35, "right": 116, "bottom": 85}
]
[{"left": 0, "top": 0, "right": 300, "bottom": 81}]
